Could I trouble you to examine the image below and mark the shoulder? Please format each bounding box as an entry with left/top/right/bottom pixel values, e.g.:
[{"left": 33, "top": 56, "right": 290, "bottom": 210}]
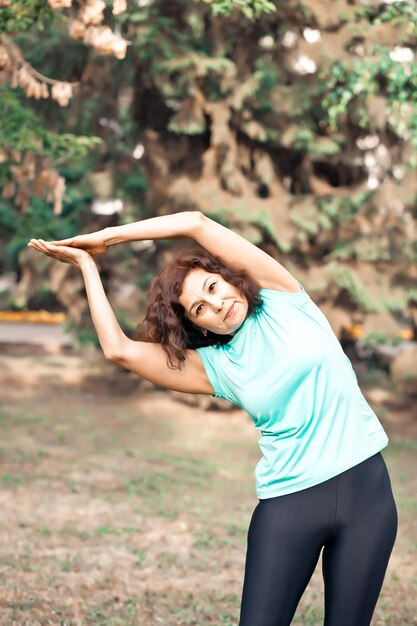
[
  {"left": 258, "top": 283, "right": 310, "bottom": 304},
  {"left": 259, "top": 281, "right": 303, "bottom": 293},
  {"left": 195, "top": 343, "right": 232, "bottom": 401}
]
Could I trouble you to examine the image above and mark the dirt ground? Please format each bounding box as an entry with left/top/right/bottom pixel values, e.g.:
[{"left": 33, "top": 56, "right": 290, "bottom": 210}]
[{"left": 0, "top": 346, "right": 416, "bottom": 625}]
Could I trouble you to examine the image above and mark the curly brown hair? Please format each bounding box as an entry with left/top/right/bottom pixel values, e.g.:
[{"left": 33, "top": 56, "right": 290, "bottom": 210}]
[{"left": 143, "top": 247, "right": 263, "bottom": 370}]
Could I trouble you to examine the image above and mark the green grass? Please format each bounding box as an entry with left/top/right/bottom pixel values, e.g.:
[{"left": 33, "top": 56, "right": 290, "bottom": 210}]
[{"left": 0, "top": 383, "right": 414, "bottom": 625}]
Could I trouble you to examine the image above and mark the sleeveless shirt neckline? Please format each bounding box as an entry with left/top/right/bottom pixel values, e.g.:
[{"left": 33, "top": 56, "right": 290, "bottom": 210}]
[{"left": 227, "top": 285, "right": 304, "bottom": 347}]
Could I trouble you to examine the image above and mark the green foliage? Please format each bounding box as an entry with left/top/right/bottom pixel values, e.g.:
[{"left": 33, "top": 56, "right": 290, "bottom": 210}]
[
  {"left": 287, "top": 127, "right": 343, "bottom": 156},
  {"left": 223, "top": 204, "right": 293, "bottom": 252},
  {"left": 67, "top": 323, "right": 101, "bottom": 350},
  {"left": 321, "top": 49, "right": 417, "bottom": 158},
  {"left": 3, "top": 196, "right": 81, "bottom": 268},
  {"left": 0, "top": 88, "right": 102, "bottom": 162},
  {"left": 311, "top": 190, "right": 415, "bottom": 265},
  {"left": 251, "top": 59, "right": 280, "bottom": 111},
  {"left": 0, "top": 201, "right": 18, "bottom": 234},
  {"left": 168, "top": 119, "right": 206, "bottom": 135},
  {"left": 15, "top": 22, "right": 89, "bottom": 92},
  {"left": 358, "top": 0, "right": 417, "bottom": 38},
  {"left": 0, "top": 87, "right": 102, "bottom": 268},
  {"left": 362, "top": 332, "right": 402, "bottom": 347},
  {"left": 382, "top": 294, "right": 409, "bottom": 313},
  {"left": 330, "top": 237, "right": 383, "bottom": 263},
  {"left": 290, "top": 204, "right": 321, "bottom": 236},
  {"left": 205, "top": 0, "right": 276, "bottom": 19},
  {"left": 324, "top": 263, "right": 379, "bottom": 312},
  {"left": 310, "top": 136, "right": 343, "bottom": 157},
  {"left": 120, "top": 167, "right": 149, "bottom": 199},
  {"left": 129, "top": 10, "right": 191, "bottom": 63},
  {"left": 254, "top": 57, "right": 279, "bottom": 89},
  {"left": 316, "top": 191, "right": 375, "bottom": 224},
  {"left": 0, "top": 0, "right": 55, "bottom": 33},
  {"left": 1, "top": 154, "right": 97, "bottom": 274},
  {"left": 406, "top": 288, "right": 417, "bottom": 304},
  {"left": 157, "top": 54, "right": 237, "bottom": 100}
]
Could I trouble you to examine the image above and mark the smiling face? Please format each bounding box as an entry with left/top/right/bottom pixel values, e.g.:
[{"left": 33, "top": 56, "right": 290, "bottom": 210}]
[{"left": 178, "top": 268, "right": 249, "bottom": 335}]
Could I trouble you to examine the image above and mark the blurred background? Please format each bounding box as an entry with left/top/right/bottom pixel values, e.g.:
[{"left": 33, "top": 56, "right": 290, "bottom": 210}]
[{"left": 0, "top": 0, "right": 416, "bottom": 624}]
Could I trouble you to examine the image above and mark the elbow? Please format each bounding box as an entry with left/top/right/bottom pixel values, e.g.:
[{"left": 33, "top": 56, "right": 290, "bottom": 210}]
[
  {"left": 104, "top": 349, "right": 123, "bottom": 362},
  {"left": 190, "top": 210, "right": 206, "bottom": 236},
  {"left": 103, "top": 334, "right": 127, "bottom": 362}
]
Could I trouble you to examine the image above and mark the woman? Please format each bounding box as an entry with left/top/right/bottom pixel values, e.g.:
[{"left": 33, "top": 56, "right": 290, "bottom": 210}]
[{"left": 28, "top": 210, "right": 398, "bottom": 626}]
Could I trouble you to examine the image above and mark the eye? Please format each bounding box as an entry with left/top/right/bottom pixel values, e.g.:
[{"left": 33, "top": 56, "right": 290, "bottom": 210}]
[{"left": 195, "top": 282, "right": 216, "bottom": 316}]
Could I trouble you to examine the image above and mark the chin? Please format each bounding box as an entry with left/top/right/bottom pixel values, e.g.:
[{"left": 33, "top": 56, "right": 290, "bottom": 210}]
[{"left": 208, "top": 327, "right": 233, "bottom": 336}]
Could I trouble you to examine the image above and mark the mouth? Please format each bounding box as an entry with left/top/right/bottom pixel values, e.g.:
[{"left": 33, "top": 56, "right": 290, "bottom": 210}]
[{"left": 224, "top": 302, "right": 235, "bottom": 321}]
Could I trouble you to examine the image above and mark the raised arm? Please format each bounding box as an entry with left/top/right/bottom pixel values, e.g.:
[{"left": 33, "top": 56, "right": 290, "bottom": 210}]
[
  {"left": 191, "top": 213, "right": 300, "bottom": 291},
  {"left": 103, "top": 211, "right": 299, "bottom": 291},
  {"left": 79, "top": 255, "right": 128, "bottom": 359},
  {"left": 27, "top": 239, "right": 214, "bottom": 395},
  {"left": 52, "top": 210, "right": 300, "bottom": 291},
  {"left": 79, "top": 255, "right": 214, "bottom": 394},
  {"left": 50, "top": 211, "right": 202, "bottom": 256}
]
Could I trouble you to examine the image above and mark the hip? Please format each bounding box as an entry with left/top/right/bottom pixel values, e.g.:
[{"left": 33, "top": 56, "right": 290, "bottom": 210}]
[{"left": 254, "top": 451, "right": 397, "bottom": 532}]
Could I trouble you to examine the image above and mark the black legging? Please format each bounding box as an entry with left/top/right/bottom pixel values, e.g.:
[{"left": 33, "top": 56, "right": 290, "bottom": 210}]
[{"left": 239, "top": 452, "right": 398, "bottom": 626}]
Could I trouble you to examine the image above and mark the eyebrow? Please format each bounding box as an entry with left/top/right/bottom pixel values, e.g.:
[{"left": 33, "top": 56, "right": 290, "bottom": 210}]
[{"left": 189, "top": 276, "right": 212, "bottom": 316}]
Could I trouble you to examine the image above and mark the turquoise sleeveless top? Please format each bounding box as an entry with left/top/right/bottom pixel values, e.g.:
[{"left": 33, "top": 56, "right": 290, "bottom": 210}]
[{"left": 196, "top": 284, "right": 389, "bottom": 499}]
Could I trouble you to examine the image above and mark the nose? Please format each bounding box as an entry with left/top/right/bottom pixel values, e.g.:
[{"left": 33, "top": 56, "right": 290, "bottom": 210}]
[{"left": 210, "top": 296, "right": 223, "bottom": 312}]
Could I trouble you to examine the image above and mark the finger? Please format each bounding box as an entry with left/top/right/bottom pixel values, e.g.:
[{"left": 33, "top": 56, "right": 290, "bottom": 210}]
[
  {"left": 28, "top": 241, "right": 42, "bottom": 251},
  {"left": 28, "top": 240, "right": 55, "bottom": 257},
  {"left": 41, "top": 241, "right": 64, "bottom": 252},
  {"left": 37, "top": 239, "right": 49, "bottom": 252},
  {"left": 39, "top": 239, "right": 58, "bottom": 252},
  {"left": 30, "top": 244, "right": 50, "bottom": 257},
  {"left": 51, "top": 238, "right": 74, "bottom": 246},
  {"left": 41, "top": 241, "right": 76, "bottom": 261},
  {"left": 39, "top": 246, "right": 69, "bottom": 263}
]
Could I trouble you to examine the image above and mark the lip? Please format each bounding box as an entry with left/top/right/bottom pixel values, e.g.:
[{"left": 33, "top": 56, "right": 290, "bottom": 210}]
[{"left": 224, "top": 302, "right": 235, "bottom": 321}]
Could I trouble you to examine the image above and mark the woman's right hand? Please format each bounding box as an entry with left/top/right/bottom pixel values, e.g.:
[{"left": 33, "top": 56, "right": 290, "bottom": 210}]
[
  {"left": 27, "top": 239, "right": 93, "bottom": 269},
  {"left": 50, "top": 230, "right": 109, "bottom": 257}
]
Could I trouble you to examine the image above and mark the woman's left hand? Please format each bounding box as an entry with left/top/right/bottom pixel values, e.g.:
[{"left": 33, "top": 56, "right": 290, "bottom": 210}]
[{"left": 27, "top": 238, "right": 92, "bottom": 269}]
